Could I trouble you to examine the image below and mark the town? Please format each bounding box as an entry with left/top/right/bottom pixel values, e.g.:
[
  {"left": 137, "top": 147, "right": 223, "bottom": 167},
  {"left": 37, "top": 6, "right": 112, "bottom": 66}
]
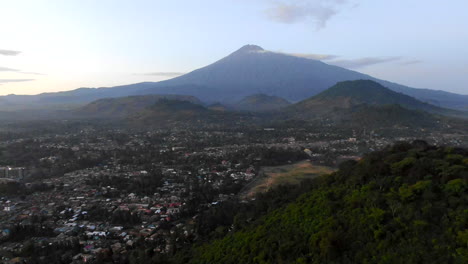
[{"left": 0, "top": 119, "right": 466, "bottom": 263}]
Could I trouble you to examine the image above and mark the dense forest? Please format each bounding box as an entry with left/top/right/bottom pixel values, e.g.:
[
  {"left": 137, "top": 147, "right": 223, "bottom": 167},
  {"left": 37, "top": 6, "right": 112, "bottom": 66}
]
[{"left": 174, "top": 141, "right": 467, "bottom": 264}]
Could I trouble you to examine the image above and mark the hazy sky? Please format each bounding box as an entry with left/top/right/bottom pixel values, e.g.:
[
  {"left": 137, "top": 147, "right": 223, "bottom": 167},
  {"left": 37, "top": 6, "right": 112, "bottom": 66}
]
[{"left": 1, "top": 0, "right": 467, "bottom": 95}]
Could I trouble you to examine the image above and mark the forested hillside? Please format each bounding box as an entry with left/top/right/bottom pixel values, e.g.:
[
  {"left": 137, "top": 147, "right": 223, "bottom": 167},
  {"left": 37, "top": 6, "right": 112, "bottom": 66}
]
[{"left": 183, "top": 141, "right": 467, "bottom": 264}]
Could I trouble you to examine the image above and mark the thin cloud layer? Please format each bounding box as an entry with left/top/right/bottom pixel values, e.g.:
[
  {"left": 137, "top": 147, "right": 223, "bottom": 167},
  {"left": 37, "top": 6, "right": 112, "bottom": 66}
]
[
  {"left": 140, "top": 72, "right": 185, "bottom": 77},
  {"left": 0, "top": 49, "right": 21, "bottom": 56},
  {"left": 286, "top": 52, "right": 339, "bottom": 60},
  {"left": 327, "top": 57, "right": 401, "bottom": 69},
  {"left": 265, "top": 0, "right": 350, "bottom": 29},
  {"left": 20, "top": 71, "right": 47, "bottom": 76},
  {"left": 0, "top": 79, "right": 35, "bottom": 84},
  {"left": 285, "top": 52, "right": 402, "bottom": 69},
  {"left": 0, "top": 66, "right": 20, "bottom": 72},
  {"left": 400, "top": 60, "right": 423, "bottom": 65},
  {"left": 0, "top": 66, "right": 45, "bottom": 75}
]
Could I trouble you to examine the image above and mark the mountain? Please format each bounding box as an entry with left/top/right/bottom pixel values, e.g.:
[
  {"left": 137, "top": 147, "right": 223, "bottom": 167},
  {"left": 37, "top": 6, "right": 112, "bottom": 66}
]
[
  {"left": 143, "top": 45, "right": 468, "bottom": 109},
  {"left": 292, "top": 80, "right": 458, "bottom": 115},
  {"left": 1, "top": 45, "right": 467, "bottom": 111},
  {"left": 314, "top": 80, "right": 438, "bottom": 108},
  {"left": 74, "top": 94, "right": 201, "bottom": 118},
  {"left": 233, "top": 94, "right": 291, "bottom": 112},
  {"left": 183, "top": 142, "right": 468, "bottom": 264},
  {"left": 282, "top": 80, "right": 455, "bottom": 128}
]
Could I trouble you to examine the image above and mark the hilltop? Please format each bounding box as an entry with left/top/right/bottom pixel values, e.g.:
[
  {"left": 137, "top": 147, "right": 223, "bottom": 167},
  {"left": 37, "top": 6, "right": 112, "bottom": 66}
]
[
  {"left": 294, "top": 80, "right": 453, "bottom": 113},
  {"left": 181, "top": 142, "right": 468, "bottom": 264},
  {"left": 284, "top": 80, "right": 462, "bottom": 127}
]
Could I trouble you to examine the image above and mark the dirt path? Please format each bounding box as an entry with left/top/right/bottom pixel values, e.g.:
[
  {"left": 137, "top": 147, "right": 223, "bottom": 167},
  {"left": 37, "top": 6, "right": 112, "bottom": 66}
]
[{"left": 239, "top": 160, "right": 335, "bottom": 199}]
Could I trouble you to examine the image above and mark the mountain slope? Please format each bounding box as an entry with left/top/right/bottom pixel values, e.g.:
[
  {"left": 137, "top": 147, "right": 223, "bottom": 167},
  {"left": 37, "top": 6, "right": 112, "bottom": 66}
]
[
  {"left": 138, "top": 45, "right": 468, "bottom": 109},
  {"left": 1, "top": 45, "right": 467, "bottom": 111},
  {"left": 185, "top": 142, "right": 468, "bottom": 264},
  {"left": 292, "top": 80, "right": 457, "bottom": 115},
  {"left": 234, "top": 94, "right": 291, "bottom": 112},
  {"left": 343, "top": 104, "right": 439, "bottom": 128},
  {"left": 282, "top": 80, "right": 452, "bottom": 128},
  {"left": 74, "top": 94, "right": 201, "bottom": 118},
  {"left": 314, "top": 80, "right": 436, "bottom": 107}
]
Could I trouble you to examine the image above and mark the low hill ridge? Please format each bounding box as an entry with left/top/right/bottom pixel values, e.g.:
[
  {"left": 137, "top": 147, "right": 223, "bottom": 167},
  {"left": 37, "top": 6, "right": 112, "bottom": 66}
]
[
  {"left": 234, "top": 94, "right": 291, "bottom": 112},
  {"left": 292, "top": 80, "right": 460, "bottom": 117},
  {"left": 75, "top": 94, "right": 201, "bottom": 118}
]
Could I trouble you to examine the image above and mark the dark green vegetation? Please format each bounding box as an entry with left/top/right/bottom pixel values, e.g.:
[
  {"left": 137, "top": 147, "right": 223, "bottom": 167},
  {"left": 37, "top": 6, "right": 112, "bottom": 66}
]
[
  {"left": 234, "top": 94, "right": 291, "bottom": 112},
  {"left": 181, "top": 141, "right": 468, "bottom": 264}
]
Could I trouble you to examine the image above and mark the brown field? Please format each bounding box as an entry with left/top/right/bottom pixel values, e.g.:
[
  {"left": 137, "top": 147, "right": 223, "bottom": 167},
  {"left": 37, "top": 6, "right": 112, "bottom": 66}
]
[{"left": 241, "top": 160, "right": 335, "bottom": 198}]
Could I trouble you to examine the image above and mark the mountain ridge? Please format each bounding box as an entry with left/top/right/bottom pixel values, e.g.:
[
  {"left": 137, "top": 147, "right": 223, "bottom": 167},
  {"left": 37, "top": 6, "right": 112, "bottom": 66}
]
[
  {"left": 294, "top": 80, "right": 458, "bottom": 116},
  {"left": 1, "top": 45, "right": 467, "bottom": 111},
  {"left": 75, "top": 94, "right": 202, "bottom": 118},
  {"left": 283, "top": 80, "right": 454, "bottom": 128}
]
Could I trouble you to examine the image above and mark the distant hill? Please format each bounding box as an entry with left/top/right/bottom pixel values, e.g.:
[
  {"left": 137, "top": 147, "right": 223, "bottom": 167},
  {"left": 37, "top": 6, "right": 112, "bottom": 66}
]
[
  {"left": 75, "top": 95, "right": 201, "bottom": 118},
  {"left": 1, "top": 45, "right": 467, "bottom": 111},
  {"left": 126, "top": 99, "right": 263, "bottom": 128},
  {"left": 207, "top": 103, "right": 229, "bottom": 112},
  {"left": 184, "top": 142, "right": 468, "bottom": 264},
  {"left": 286, "top": 103, "right": 440, "bottom": 129},
  {"left": 294, "top": 80, "right": 457, "bottom": 115},
  {"left": 315, "top": 80, "right": 437, "bottom": 108},
  {"left": 234, "top": 94, "right": 291, "bottom": 112},
  {"left": 128, "top": 99, "right": 238, "bottom": 127},
  {"left": 71, "top": 81, "right": 459, "bottom": 129}
]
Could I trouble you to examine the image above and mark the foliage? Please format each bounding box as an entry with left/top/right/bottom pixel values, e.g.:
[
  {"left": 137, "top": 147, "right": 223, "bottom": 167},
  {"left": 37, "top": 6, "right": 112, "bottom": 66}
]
[{"left": 184, "top": 141, "right": 468, "bottom": 264}]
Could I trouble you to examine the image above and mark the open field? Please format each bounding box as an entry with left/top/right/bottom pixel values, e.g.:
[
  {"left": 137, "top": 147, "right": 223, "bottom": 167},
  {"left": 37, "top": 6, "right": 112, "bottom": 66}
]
[{"left": 241, "top": 160, "right": 335, "bottom": 198}]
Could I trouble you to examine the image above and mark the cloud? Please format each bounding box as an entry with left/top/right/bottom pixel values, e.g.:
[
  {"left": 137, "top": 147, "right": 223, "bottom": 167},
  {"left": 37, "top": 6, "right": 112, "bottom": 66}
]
[
  {"left": 286, "top": 52, "right": 339, "bottom": 60},
  {"left": 327, "top": 57, "right": 401, "bottom": 69},
  {"left": 278, "top": 49, "right": 415, "bottom": 69},
  {"left": 265, "top": 0, "right": 350, "bottom": 29},
  {"left": 0, "top": 79, "right": 35, "bottom": 84},
  {"left": 400, "top": 60, "right": 423, "bottom": 65},
  {"left": 0, "top": 66, "right": 20, "bottom": 72},
  {"left": 139, "top": 72, "right": 185, "bottom": 77},
  {"left": 0, "top": 49, "right": 21, "bottom": 56},
  {"left": 0, "top": 66, "right": 45, "bottom": 75},
  {"left": 281, "top": 51, "right": 405, "bottom": 69},
  {"left": 19, "top": 71, "right": 47, "bottom": 76}
]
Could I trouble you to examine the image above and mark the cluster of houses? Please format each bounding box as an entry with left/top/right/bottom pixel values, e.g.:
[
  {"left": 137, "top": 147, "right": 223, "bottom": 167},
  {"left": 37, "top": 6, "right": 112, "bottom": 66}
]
[
  {"left": 0, "top": 167, "right": 25, "bottom": 181},
  {"left": 0, "top": 152, "right": 258, "bottom": 262}
]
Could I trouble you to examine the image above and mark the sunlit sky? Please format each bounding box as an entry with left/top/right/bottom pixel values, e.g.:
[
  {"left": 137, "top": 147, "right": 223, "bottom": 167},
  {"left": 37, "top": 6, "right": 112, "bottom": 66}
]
[{"left": 1, "top": 0, "right": 467, "bottom": 95}]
